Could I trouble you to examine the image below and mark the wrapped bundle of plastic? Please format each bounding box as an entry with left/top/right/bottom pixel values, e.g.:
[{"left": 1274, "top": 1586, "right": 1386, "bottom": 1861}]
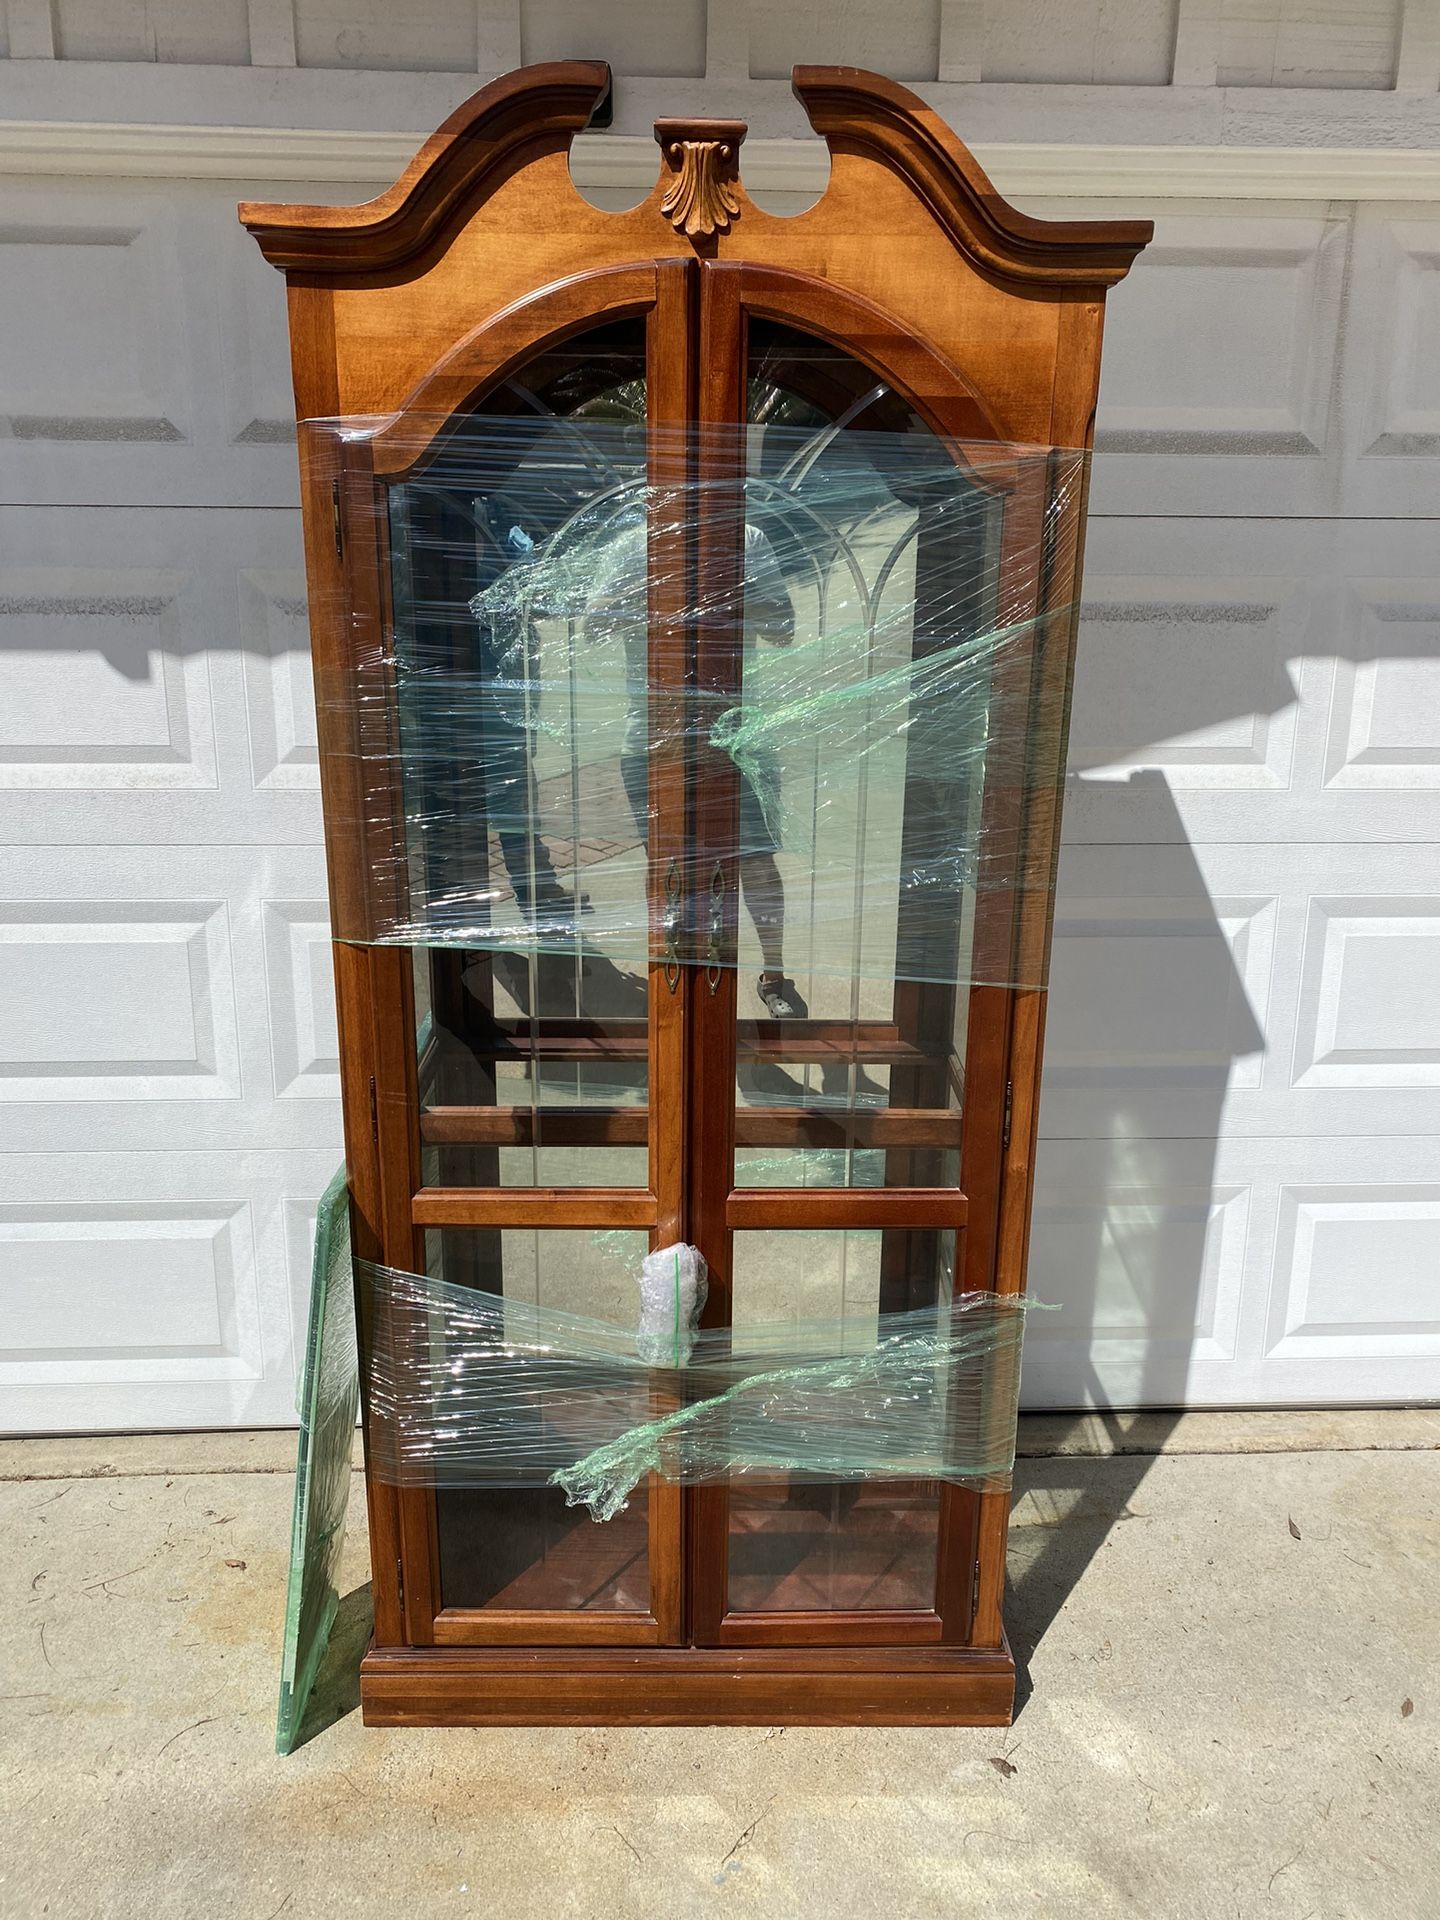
[{"left": 634, "top": 1241, "right": 708, "bottom": 1366}]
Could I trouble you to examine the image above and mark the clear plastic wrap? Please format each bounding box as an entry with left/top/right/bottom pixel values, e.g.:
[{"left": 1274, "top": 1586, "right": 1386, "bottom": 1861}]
[
  {"left": 307, "top": 414, "right": 1084, "bottom": 991},
  {"left": 360, "top": 1248, "right": 1033, "bottom": 1523}
]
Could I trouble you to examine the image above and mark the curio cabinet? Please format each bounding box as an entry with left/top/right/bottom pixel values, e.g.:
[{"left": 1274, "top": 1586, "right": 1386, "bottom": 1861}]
[{"left": 243, "top": 61, "right": 1149, "bottom": 1726}]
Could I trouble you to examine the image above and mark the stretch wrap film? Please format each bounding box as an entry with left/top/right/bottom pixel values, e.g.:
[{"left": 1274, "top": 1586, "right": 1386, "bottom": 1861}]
[
  {"left": 305, "top": 415, "right": 1086, "bottom": 992},
  {"left": 360, "top": 1248, "right": 1036, "bottom": 1523}
]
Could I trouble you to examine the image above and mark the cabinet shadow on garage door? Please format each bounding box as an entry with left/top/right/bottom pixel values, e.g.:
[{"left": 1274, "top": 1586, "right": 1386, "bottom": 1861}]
[{"left": 1006, "top": 665, "right": 1280, "bottom": 1708}]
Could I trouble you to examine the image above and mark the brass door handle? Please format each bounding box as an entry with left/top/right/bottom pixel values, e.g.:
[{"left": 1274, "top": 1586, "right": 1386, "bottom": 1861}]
[{"left": 663, "top": 857, "right": 682, "bottom": 992}]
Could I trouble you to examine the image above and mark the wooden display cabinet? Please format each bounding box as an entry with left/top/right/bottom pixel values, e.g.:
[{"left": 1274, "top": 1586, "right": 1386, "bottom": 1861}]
[{"left": 242, "top": 61, "right": 1148, "bottom": 1727}]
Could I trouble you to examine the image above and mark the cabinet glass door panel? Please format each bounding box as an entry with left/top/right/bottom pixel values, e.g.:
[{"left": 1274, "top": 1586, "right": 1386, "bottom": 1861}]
[
  {"left": 424, "top": 1226, "right": 655, "bottom": 1616},
  {"left": 438, "top": 1484, "right": 650, "bottom": 1614},
  {"left": 679, "top": 284, "right": 1013, "bottom": 1649},
  {"left": 377, "top": 292, "right": 692, "bottom": 1648},
  {"left": 723, "top": 1227, "right": 955, "bottom": 1615},
  {"left": 730, "top": 323, "right": 1000, "bottom": 1190},
  {"left": 386, "top": 321, "right": 654, "bottom": 1190},
  {"left": 727, "top": 1482, "right": 941, "bottom": 1613}
]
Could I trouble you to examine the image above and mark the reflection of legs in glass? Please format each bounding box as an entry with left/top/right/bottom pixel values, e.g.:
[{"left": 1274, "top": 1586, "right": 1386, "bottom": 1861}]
[
  {"left": 739, "top": 850, "right": 809, "bottom": 1018},
  {"left": 479, "top": 621, "right": 587, "bottom": 938},
  {"left": 739, "top": 764, "right": 809, "bottom": 1019},
  {"left": 619, "top": 737, "right": 648, "bottom": 842}
]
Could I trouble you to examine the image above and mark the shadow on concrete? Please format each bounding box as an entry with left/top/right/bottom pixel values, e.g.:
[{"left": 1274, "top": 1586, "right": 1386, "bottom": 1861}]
[{"left": 1007, "top": 1440, "right": 1167, "bottom": 1718}]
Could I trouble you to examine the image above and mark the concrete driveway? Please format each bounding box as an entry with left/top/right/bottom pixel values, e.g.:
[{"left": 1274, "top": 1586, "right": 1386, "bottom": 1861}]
[{"left": 2, "top": 1416, "right": 1436, "bottom": 1919}]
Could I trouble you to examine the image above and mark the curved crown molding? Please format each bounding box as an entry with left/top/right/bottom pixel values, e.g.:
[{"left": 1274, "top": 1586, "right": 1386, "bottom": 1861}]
[
  {"left": 792, "top": 66, "right": 1153, "bottom": 287},
  {"left": 237, "top": 60, "right": 1151, "bottom": 288},
  {"left": 238, "top": 59, "right": 611, "bottom": 272}
]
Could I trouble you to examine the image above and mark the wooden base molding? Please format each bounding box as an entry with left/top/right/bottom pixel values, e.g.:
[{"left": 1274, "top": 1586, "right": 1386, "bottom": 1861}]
[{"left": 360, "top": 1640, "right": 1016, "bottom": 1727}]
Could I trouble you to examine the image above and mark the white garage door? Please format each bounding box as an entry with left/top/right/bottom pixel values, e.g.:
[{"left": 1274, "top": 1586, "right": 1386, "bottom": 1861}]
[
  {"left": 0, "top": 176, "right": 337, "bottom": 1430},
  {"left": 1026, "top": 196, "right": 1440, "bottom": 1408},
  {"left": 0, "top": 144, "right": 1436, "bottom": 1428}
]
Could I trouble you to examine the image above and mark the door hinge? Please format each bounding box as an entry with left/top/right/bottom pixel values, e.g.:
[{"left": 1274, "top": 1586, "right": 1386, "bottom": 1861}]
[
  {"left": 331, "top": 476, "right": 345, "bottom": 559},
  {"left": 369, "top": 1074, "right": 379, "bottom": 1145},
  {"left": 1002, "top": 1078, "right": 1014, "bottom": 1152},
  {"left": 395, "top": 1554, "right": 405, "bottom": 1621}
]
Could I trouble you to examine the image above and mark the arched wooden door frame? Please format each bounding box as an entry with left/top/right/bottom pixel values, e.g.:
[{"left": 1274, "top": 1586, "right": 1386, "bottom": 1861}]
[
  {"left": 685, "top": 260, "right": 1055, "bottom": 1648},
  {"left": 335, "top": 250, "right": 1073, "bottom": 1655},
  {"left": 326, "top": 259, "right": 695, "bottom": 1651}
]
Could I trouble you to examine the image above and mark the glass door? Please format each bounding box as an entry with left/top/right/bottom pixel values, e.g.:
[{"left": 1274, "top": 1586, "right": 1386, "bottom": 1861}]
[
  {"left": 345, "top": 269, "right": 694, "bottom": 1646},
  {"left": 339, "top": 259, "right": 1041, "bottom": 1651},
  {"left": 687, "top": 268, "right": 1032, "bottom": 1646}
]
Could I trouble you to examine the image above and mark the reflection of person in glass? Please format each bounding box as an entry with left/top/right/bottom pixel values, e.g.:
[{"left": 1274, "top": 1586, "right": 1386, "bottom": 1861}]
[
  {"left": 472, "top": 483, "right": 809, "bottom": 1017},
  {"left": 614, "top": 520, "right": 809, "bottom": 1020}
]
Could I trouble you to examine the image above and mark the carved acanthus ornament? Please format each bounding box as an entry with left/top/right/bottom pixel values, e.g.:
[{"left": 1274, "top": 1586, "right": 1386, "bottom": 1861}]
[{"left": 655, "top": 121, "right": 746, "bottom": 239}]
